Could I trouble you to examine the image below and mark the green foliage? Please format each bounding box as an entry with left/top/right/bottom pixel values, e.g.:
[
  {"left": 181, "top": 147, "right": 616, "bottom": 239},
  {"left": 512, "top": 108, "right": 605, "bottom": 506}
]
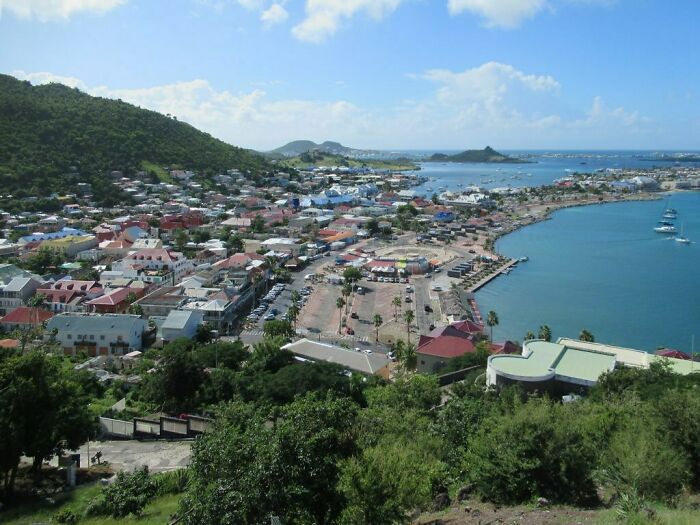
[
  {"left": 182, "top": 394, "right": 357, "bottom": 525},
  {"left": 22, "top": 247, "right": 64, "bottom": 274},
  {"left": 153, "top": 468, "right": 191, "bottom": 496},
  {"left": 52, "top": 508, "right": 79, "bottom": 524},
  {"left": 97, "top": 466, "right": 158, "bottom": 518},
  {"left": 262, "top": 319, "right": 294, "bottom": 339},
  {"left": 0, "top": 74, "right": 267, "bottom": 200}
]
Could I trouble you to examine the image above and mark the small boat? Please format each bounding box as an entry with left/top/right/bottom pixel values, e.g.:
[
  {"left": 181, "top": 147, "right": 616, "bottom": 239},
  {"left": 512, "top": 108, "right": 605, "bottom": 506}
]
[
  {"left": 663, "top": 209, "right": 678, "bottom": 220},
  {"left": 654, "top": 225, "right": 677, "bottom": 234},
  {"left": 519, "top": 256, "right": 529, "bottom": 262},
  {"left": 675, "top": 224, "right": 691, "bottom": 244}
]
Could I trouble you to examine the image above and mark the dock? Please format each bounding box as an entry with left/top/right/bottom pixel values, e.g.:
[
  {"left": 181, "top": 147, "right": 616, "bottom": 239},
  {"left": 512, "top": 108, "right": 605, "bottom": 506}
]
[{"left": 466, "top": 259, "right": 518, "bottom": 293}]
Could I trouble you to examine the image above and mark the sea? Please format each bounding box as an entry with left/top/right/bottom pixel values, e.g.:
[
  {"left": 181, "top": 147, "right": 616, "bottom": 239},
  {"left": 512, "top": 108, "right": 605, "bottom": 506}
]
[{"left": 408, "top": 150, "right": 700, "bottom": 353}]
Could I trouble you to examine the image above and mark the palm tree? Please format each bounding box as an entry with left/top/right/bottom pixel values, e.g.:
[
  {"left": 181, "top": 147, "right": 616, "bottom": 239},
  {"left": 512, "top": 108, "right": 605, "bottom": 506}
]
[
  {"left": 342, "top": 283, "right": 353, "bottom": 314},
  {"left": 403, "top": 309, "right": 415, "bottom": 343},
  {"left": 579, "top": 329, "right": 595, "bottom": 343},
  {"left": 524, "top": 330, "right": 535, "bottom": 341},
  {"left": 373, "top": 313, "right": 383, "bottom": 342},
  {"left": 336, "top": 297, "right": 346, "bottom": 334},
  {"left": 392, "top": 296, "right": 402, "bottom": 320},
  {"left": 538, "top": 325, "right": 552, "bottom": 342},
  {"left": 287, "top": 304, "right": 300, "bottom": 332},
  {"left": 394, "top": 340, "right": 417, "bottom": 372},
  {"left": 290, "top": 289, "right": 301, "bottom": 305},
  {"left": 486, "top": 310, "right": 499, "bottom": 342}
]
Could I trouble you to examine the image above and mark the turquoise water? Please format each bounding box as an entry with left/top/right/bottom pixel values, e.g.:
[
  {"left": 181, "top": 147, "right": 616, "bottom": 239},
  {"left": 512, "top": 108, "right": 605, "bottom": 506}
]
[
  {"left": 412, "top": 151, "right": 700, "bottom": 195},
  {"left": 475, "top": 192, "right": 700, "bottom": 353}
]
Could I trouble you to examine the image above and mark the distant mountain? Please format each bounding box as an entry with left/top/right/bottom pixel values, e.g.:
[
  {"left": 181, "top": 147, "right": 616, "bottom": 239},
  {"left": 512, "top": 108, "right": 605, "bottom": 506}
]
[
  {"left": 268, "top": 140, "right": 380, "bottom": 159},
  {"left": 428, "top": 146, "right": 529, "bottom": 164},
  {"left": 0, "top": 74, "right": 268, "bottom": 203}
]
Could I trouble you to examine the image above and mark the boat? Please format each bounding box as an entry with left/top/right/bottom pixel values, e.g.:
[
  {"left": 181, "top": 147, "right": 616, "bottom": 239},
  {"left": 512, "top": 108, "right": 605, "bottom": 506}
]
[
  {"left": 654, "top": 224, "right": 677, "bottom": 234},
  {"left": 519, "top": 256, "right": 529, "bottom": 262},
  {"left": 663, "top": 208, "right": 678, "bottom": 220},
  {"left": 675, "top": 224, "right": 691, "bottom": 244}
]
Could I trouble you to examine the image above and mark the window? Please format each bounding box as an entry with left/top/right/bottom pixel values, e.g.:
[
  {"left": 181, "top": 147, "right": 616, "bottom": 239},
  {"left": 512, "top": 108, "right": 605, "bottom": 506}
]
[
  {"left": 100, "top": 335, "right": 105, "bottom": 340},
  {"left": 67, "top": 334, "right": 72, "bottom": 340},
  {"left": 90, "top": 335, "right": 94, "bottom": 340}
]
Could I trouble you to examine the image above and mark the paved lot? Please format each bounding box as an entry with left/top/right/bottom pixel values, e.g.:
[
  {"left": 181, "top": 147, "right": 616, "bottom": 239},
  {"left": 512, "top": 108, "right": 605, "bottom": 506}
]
[{"left": 72, "top": 439, "right": 191, "bottom": 473}]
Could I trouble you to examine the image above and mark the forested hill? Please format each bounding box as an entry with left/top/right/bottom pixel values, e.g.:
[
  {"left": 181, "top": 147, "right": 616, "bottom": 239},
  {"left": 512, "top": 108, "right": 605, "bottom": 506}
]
[{"left": 0, "top": 74, "right": 267, "bottom": 202}]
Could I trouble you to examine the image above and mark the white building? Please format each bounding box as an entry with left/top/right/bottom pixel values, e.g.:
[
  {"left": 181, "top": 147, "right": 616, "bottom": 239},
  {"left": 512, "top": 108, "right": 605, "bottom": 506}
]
[{"left": 46, "top": 313, "right": 147, "bottom": 357}]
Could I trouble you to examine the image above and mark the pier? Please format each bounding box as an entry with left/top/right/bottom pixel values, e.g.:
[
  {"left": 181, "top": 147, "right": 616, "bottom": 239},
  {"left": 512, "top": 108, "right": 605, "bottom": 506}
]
[{"left": 466, "top": 259, "right": 518, "bottom": 293}]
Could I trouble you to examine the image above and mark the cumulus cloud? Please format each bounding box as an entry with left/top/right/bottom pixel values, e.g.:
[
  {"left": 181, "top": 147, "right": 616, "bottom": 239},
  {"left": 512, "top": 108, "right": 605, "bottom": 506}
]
[
  {"left": 261, "top": 3, "right": 288, "bottom": 27},
  {"left": 292, "top": 0, "right": 404, "bottom": 43},
  {"left": 447, "top": 0, "right": 547, "bottom": 28},
  {"left": 11, "top": 64, "right": 652, "bottom": 150},
  {"left": 0, "top": 0, "right": 126, "bottom": 21},
  {"left": 11, "top": 69, "right": 86, "bottom": 89}
]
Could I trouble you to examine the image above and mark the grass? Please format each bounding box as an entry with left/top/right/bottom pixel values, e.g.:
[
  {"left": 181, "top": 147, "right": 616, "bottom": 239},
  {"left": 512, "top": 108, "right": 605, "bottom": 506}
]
[
  {"left": 2, "top": 483, "right": 182, "bottom": 525},
  {"left": 597, "top": 504, "right": 700, "bottom": 525},
  {"left": 140, "top": 161, "right": 173, "bottom": 184}
]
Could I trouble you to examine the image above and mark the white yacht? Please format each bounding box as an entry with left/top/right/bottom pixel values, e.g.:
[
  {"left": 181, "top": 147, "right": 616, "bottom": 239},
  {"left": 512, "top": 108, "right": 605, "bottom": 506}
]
[
  {"left": 654, "top": 222, "right": 677, "bottom": 234},
  {"left": 675, "top": 224, "right": 691, "bottom": 244}
]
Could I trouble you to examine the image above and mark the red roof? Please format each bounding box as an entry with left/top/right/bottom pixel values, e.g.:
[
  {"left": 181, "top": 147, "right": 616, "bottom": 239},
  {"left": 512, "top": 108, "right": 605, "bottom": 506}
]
[
  {"left": 656, "top": 349, "right": 691, "bottom": 360},
  {"left": 0, "top": 307, "right": 54, "bottom": 326},
  {"left": 86, "top": 287, "right": 135, "bottom": 306},
  {"left": 417, "top": 335, "right": 477, "bottom": 358}
]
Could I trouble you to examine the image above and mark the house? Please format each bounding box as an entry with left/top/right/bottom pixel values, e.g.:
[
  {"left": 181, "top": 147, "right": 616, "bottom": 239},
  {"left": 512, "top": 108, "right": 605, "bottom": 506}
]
[
  {"left": 0, "top": 307, "right": 54, "bottom": 331},
  {"left": 160, "top": 310, "right": 205, "bottom": 343},
  {"left": 111, "top": 248, "right": 194, "bottom": 285},
  {"left": 45, "top": 313, "right": 147, "bottom": 357},
  {"left": 282, "top": 338, "right": 390, "bottom": 376},
  {"left": 416, "top": 321, "right": 492, "bottom": 374},
  {"left": 85, "top": 287, "right": 144, "bottom": 314},
  {"left": 0, "top": 276, "right": 43, "bottom": 316},
  {"left": 37, "top": 279, "right": 104, "bottom": 313}
]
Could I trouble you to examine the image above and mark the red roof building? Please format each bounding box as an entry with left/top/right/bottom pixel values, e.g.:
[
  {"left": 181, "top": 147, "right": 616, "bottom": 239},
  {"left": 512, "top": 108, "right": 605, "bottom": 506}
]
[{"left": 0, "top": 307, "right": 54, "bottom": 331}]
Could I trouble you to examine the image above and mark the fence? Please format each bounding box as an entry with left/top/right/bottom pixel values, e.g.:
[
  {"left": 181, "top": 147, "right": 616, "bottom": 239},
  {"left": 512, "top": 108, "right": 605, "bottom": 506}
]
[{"left": 99, "top": 417, "right": 134, "bottom": 439}]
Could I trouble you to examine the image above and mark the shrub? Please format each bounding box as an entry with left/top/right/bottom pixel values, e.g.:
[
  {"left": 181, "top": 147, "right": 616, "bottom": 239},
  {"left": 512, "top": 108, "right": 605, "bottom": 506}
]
[
  {"left": 154, "top": 468, "right": 191, "bottom": 495},
  {"left": 101, "top": 466, "right": 158, "bottom": 518},
  {"left": 53, "top": 508, "right": 79, "bottom": 524}
]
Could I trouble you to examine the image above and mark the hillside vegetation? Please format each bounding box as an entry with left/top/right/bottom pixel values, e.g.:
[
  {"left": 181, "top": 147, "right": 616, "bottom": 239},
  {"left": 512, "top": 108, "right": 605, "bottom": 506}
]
[
  {"left": 0, "top": 74, "right": 267, "bottom": 202},
  {"left": 428, "top": 146, "right": 529, "bottom": 163}
]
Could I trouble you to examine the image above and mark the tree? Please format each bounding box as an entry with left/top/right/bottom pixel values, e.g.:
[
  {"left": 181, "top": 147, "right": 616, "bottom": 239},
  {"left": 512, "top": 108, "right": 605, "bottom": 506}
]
[
  {"left": 342, "top": 267, "right": 362, "bottom": 288},
  {"left": 579, "top": 329, "right": 595, "bottom": 342},
  {"left": 336, "top": 297, "right": 346, "bottom": 334},
  {"left": 250, "top": 214, "right": 266, "bottom": 233},
  {"left": 392, "top": 296, "right": 402, "bottom": 320},
  {"left": 139, "top": 339, "right": 206, "bottom": 414},
  {"left": 486, "top": 310, "right": 499, "bottom": 342},
  {"left": 373, "top": 314, "right": 383, "bottom": 342},
  {"left": 342, "top": 283, "right": 352, "bottom": 314},
  {"left": 524, "top": 330, "right": 535, "bottom": 341},
  {"left": 366, "top": 218, "right": 380, "bottom": 236},
  {"left": 23, "top": 247, "right": 64, "bottom": 274},
  {"left": 262, "top": 319, "right": 294, "bottom": 339},
  {"left": 248, "top": 337, "right": 294, "bottom": 373},
  {"left": 252, "top": 273, "right": 263, "bottom": 307},
  {"left": 195, "top": 323, "right": 214, "bottom": 344},
  {"left": 392, "top": 340, "right": 417, "bottom": 373},
  {"left": 287, "top": 304, "right": 300, "bottom": 332},
  {"left": 27, "top": 293, "right": 48, "bottom": 309},
  {"left": 0, "top": 352, "right": 95, "bottom": 496},
  {"left": 291, "top": 289, "right": 301, "bottom": 305},
  {"left": 538, "top": 325, "right": 552, "bottom": 342},
  {"left": 182, "top": 394, "right": 357, "bottom": 525},
  {"left": 175, "top": 228, "right": 189, "bottom": 251},
  {"left": 403, "top": 310, "right": 415, "bottom": 343},
  {"left": 226, "top": 232, "right": 244, "bottom": 254}
]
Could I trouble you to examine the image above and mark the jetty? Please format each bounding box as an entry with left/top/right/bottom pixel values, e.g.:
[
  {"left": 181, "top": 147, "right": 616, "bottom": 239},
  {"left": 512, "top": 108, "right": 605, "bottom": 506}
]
[{"left": 466, "top": 259, "right": 518, "bottom": 293}]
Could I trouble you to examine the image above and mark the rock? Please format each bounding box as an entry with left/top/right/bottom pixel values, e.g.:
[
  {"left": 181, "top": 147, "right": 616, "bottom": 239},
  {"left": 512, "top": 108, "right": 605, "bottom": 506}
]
[
  {"left": 456, "top": 484, "right": 473, "bottom": 502},
  {"left": 536, "top": 497, "right": 551, "bottom": 508},
  {"left": 433, "top": 492, "right": 451, "bottom": 510}
]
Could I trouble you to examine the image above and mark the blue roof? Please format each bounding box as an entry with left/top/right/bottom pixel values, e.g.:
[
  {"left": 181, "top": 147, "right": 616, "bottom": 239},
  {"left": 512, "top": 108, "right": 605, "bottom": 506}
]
[{"left": 21, "top": 227, "right": 88, "bottom": 243}]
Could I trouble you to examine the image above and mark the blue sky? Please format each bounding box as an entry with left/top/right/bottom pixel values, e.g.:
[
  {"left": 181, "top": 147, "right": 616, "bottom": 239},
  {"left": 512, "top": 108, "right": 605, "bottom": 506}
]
[{"left": 1, "top": 0, "right": 699, "bottom": 150}]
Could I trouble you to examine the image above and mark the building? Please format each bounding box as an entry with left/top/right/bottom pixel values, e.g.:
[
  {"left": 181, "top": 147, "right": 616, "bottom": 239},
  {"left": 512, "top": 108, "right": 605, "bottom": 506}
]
[
  {"left": 160, "top": 310, "right": 204, "bottom": 343},
  {"left": 0, "top": 276, "right": 43, "bottom": 316},
  {"left": 416, "top": 321, "right": 490, "bottom": 374},
  {"left": 110, "top": 248, "right": 194, "bottom": 285},
  {"left": 487, "top": 337, "right": 697, "bottom": 392},
  {"left": 45, "top": 313, "right": 147, "bottom": 356},
  {"left": 282, "top": 338, "right": 390, "bottom": 376},
  {"left": 0, "top": 307, "right": 54, "bottom": 331}
]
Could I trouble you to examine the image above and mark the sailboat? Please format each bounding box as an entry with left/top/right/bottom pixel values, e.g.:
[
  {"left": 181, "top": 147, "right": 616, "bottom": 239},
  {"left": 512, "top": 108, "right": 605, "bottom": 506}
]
[{"left": 675, "top": 224, "right": 691, "bottom": 244}]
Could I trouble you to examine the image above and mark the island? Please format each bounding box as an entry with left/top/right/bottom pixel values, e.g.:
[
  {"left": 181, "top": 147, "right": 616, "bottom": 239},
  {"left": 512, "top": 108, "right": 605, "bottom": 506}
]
[{"left": 427, "top": 146, "right": 530, "bottom": 164}]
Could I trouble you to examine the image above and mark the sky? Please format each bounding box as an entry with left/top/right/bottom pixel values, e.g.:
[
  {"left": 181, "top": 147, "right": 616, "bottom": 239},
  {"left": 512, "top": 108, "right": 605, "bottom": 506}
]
[{"left": 1, "top": 0, "right": 699, "bottom": 151}]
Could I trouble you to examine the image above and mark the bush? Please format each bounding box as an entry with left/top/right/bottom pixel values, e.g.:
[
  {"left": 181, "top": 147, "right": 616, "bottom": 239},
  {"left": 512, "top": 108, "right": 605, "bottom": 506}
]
[
  {"left": 100, "top": 466, "right": 158, "bottom": 518},
  {"left": 53, "top": 508, "right": 79, "bottom": 524},
  {"left": 601, "top": 417, "right": 690, "bottom": 503},
  {"left": 154, "top": 468, "right": 191, "bottom": 495}
]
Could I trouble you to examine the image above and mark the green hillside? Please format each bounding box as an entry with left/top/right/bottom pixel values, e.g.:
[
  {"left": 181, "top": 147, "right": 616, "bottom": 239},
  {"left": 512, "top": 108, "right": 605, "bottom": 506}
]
[{"left": 0, "top": 74, "right": 268, "bottom": 203}]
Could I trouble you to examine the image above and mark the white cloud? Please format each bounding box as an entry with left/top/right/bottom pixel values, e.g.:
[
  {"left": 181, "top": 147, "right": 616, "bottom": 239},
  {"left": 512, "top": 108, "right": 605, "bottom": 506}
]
[
  {"left": 236, "top": 0, "right": 264, "bottom": 10},
  {"left": 292, "top": 0, "right": 404, "bottom": 43},
  {"left": 261, "top": 3, "right": 288, "bottom": 27},
  {"left": 11, "top": 65, "right": 654, "bottom": 150},
  {"left": 0, "top": 0, "right": 126, "bottom": 21},
  {"left": 447, "top": 0, "right": 547, "bottom": 28},
  {"left": 11, "top": 69, "right": 86, "bottom": 89}
]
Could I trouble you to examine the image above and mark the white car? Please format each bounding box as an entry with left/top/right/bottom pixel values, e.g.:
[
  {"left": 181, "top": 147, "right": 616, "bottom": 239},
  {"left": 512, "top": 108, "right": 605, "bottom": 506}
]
[{"left": 363, "top": 349, "right": 373, "bottom": 355}]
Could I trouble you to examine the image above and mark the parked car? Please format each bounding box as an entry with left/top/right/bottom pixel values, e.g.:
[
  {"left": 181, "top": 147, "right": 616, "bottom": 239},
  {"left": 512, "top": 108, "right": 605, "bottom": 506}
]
[
  {"left": 363, "top": 349, "right": 373, "bottom": 355},
  {"left": 351, "top": 312, "right": 359, "bottom": 319},
  {"left": 263, "top": 313, "right": 276, "bottom": 321},
  {"left": 424, "top": 304, "right": 433, "bottom": 313},
  {"left": 405, "top": 296, "right": 412, "bottom": 303},
  {"left": 345, "top": 326, "right": 355, "bottom": 335}
]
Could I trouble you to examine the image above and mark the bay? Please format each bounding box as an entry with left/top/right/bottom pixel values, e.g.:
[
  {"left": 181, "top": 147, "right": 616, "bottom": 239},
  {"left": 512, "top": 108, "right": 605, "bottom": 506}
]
[{"left": 474, "top": 191, "right": 700, "bottom": 354}]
